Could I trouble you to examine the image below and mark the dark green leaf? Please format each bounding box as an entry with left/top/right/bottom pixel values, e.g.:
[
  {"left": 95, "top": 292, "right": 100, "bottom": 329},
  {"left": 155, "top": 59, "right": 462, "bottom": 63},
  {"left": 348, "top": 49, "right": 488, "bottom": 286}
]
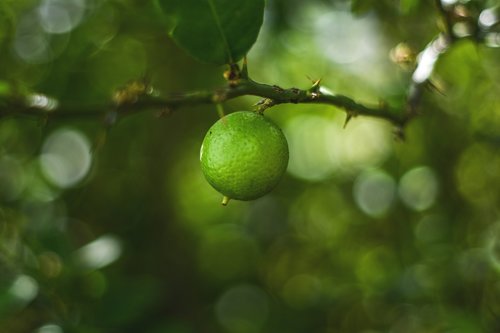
[{"left": 155, "top": 0, "right": 265, "bottom": 65}]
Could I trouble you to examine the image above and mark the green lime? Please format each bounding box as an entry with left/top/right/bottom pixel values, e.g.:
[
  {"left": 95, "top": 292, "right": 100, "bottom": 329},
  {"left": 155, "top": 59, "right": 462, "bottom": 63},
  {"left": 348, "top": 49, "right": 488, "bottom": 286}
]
[{"left": 200, "top": 111, "right": 289, "bottom": 204}]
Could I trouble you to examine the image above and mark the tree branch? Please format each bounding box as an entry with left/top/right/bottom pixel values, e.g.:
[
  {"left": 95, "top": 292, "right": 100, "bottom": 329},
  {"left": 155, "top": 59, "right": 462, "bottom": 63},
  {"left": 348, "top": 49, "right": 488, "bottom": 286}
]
[
  {"left": 402, "top": 0, "right": 460, "bottom": 129},
  {"left": 434, "top": 0, "right": 456, "bottom": 42},
  {"left": 0, "top": 78, "right": 404, "bottom": 126},
  {"left": 0, "top": 1, "right": 495, "bottom": 134}
]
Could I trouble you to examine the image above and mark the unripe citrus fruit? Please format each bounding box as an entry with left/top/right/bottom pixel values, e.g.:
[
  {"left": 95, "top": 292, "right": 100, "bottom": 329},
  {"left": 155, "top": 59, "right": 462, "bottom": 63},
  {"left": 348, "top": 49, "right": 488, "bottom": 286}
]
[{"left": 200, "top": 111, "right": 289, "bottom": 204}]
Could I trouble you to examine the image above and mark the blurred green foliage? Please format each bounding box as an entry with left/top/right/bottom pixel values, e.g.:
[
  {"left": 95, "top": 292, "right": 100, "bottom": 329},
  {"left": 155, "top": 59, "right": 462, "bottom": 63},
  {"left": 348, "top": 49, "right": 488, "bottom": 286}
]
[{"left": 1, "top": 0, "right": 500, "bottom": 332}]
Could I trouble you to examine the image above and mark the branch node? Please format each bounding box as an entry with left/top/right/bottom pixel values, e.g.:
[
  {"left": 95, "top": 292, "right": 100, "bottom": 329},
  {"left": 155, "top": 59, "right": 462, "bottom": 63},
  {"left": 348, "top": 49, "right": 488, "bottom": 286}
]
[
  {"left": 310, "top": 92, "right": 320, "bottom": 99},
  {"left": 113, "top": 79, "right": 150, "bottom": 106},
  {"left": 254, "top": 98, "right": 276, "bottom": 113},
  {"left": 212, "top": 91, "right": 227, "bottom": 104},
  {"left": 154, "top": 107, "right": 173, "bottom": 118},
  {"left": 290, "top": 87, "right": 301, "bottom": 103},
  {"left": 223, "top": 63, "right": 241, "bottom": 87},
  {"left": 393, "top": 125, "right": 406, "bottom": 141},
  {"left": 272, "top": 85, "right": 285, "bottom": 93}
]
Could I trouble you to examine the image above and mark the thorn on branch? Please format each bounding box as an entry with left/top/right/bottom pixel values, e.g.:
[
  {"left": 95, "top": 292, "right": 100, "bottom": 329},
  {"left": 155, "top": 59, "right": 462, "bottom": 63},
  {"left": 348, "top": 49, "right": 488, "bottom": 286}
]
[
  {"left": 425, "top": 79, "right": 446, "bottom": 96},
  {"left": 306, "top": 78, "right": 322, "bottom": 99},
  {"left": 343, "top": 111, "right": 357, "bottom": 129},
  {"left": 310, "top": 78, "right": 322, "bottom": 92}
]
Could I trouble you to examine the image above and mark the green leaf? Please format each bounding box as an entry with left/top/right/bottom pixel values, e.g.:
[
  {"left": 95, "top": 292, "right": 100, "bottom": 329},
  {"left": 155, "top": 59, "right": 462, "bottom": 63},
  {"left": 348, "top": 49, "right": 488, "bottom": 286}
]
[{"left": 155, "top": 0, "right": 265, "bottom": 65}]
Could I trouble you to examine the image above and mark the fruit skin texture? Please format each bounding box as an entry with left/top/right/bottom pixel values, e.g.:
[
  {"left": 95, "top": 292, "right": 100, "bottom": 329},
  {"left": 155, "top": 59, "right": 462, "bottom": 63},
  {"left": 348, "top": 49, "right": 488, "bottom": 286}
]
[{"left": 200, "top": 111, "right": 289, "bottom": 201}]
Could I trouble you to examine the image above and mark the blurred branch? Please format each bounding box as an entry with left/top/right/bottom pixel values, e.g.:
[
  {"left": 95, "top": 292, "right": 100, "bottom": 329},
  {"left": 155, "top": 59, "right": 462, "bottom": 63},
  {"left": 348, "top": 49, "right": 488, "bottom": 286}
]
[
  {"left": 405, "top": 0, "right": 500, "bottom": 126},
  {"left": 434, "top": 0, "right": 456, "bottom": 41},
  {"left": 401, "top": 1, "right": 463, "bottom": 131},
  {"left": 0, "top": 78, "right": 404, "bottom": 126},
  {"left": 405, "top": 34, "right": 450, "bottom": 121}
]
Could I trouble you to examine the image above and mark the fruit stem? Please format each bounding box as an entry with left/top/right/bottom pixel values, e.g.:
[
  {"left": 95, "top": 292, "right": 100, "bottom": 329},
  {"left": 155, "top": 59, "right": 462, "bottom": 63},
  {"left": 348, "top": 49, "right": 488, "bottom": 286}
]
[
  {"left": 221, "top": 196, "right": 231, "bottom": 206},
  {"left": 216, "top": 103, "right": 225, "bottom": 118}
]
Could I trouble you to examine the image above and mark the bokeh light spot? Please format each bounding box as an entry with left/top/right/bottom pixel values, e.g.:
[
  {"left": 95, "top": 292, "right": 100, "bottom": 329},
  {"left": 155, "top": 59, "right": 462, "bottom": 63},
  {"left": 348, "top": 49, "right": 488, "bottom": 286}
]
[
  {"left": 314, "top": 10, "right": 382, "bottom": 66},
  {"left": 485, "top": 33, "right": 500, "bottom": 47},
  {"left": 14, "top": 31, "right": 50, "bottom": 64},
  {"left": 353, "top": 169, "right": 396, "bottom": 217},
  {"left": 198, "top": 225, "right": 259, "bottom": 281},
  {"left": 356, "top": 247, "right": 399, "bottom": 290},
  {"left": 74, "top": 234, "right": 122, "bottom": 270},
  {"left": 37, "top": 0, "right": 86, "bottom": 34},
  {"left": 23, "top": 161, "right": 62, "bottom": 202},
  {"left": 335, "top": 119, "right": 393, "bottom": 173},
  {"left": 83, "top": 271, "right": 108, "bottom": 298},
  {"left": 8, "top": 274, "right": 39, "bottom": 303},
  {"left": 457, "top": 249, "right": 489, "bottom": 282},
  {"left": 38, "top": 251, "right": 63, "bottom": 278},
  {"left": 284, "top": 114, "right": 338, "bottom": 181},
  {"left": 28, "top": 93, "right": 59, "bottom": 111},
  {"left": 414, "top": 215, "right": 448, "bottom": 244},
  {"left": 398, "top": 166, "right": 439, "bottom": 211},
  {"left": 215, "top": 285, "right": 269, "bottom": 333},
  {"left": 36, "top": 324, "right": 64, "bottom": 333},
  {"left": 455, "top": 144, "right": 500, "bottom": 207},
  {"left": 284, "top": 114, "right": 392, "bottom": 181},
  {"left": 486, "top": 222, "right": 500, "bottom": 273},
  {"left": 290, "top": 186, "right": 349, "bottom": 242},
  {"left": 13, "top": 10, "right": 70, "bottom": 64},
  {"left": 0, "top": 156, "right": 26, "bottom": 201},
  {"left": 282, "top": 274, "right": 322, "bottom": 309},
  {"left": 479, "top": 8, "right": 498, "bottom": 28},
  {"left": 40, "top": 128, "right": 92, "bottom": 188}
]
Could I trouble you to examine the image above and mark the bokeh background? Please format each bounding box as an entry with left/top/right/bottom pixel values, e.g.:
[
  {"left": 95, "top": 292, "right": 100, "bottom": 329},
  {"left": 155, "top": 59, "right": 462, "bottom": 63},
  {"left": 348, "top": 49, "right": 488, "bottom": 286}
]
[{"left": 1, "top": 0, "right": 500, "bottom": 332}]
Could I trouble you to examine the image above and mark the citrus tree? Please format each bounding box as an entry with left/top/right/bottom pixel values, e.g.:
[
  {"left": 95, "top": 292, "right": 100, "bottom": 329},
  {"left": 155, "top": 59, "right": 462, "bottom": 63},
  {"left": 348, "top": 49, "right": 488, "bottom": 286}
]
[{"left": 1, "top": 0, "right": 500, "bottom": 332}]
